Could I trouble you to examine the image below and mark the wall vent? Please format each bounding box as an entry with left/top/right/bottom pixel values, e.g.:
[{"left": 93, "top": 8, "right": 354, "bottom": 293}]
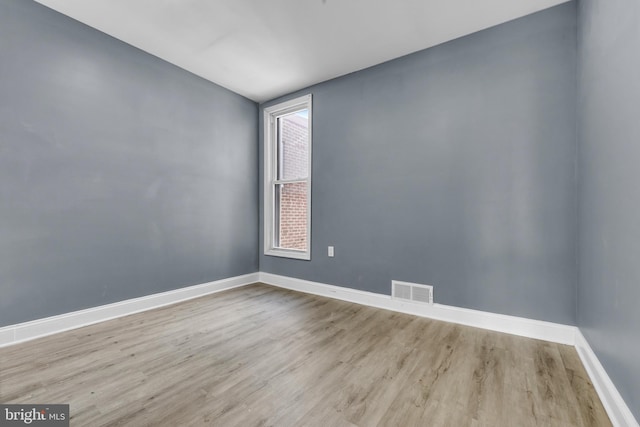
[{"left": 392, "top": 281, "right": 433, "bottom": 305}]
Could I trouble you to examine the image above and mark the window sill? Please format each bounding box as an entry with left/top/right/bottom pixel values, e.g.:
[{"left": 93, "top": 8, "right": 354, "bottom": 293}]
[{"left": 264, "top": 248, "right": 311, "bottom": 261}]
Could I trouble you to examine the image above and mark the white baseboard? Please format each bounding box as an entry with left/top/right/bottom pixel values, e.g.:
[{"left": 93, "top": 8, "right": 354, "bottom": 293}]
[
  {"left": 0, "top": 272, "right": 259, "bottom": 348},
  {"left": 258, "top": 272, "right": 576, "bottom": 345},
  {"left": 575, "top": 330, "right": 639, "bottom": 427}
]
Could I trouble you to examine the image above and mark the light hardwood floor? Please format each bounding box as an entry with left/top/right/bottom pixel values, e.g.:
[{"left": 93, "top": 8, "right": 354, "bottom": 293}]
[{"left": 0, "top": 284, "right": 610, "bottom": 426}]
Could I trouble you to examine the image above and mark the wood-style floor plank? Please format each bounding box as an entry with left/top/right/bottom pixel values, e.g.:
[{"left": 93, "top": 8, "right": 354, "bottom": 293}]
[{"left": 0, "top": 283, "right": 611, "bottom": 426}]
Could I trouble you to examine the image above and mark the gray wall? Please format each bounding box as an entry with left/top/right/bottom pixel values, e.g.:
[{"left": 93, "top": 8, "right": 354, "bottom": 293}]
[
  {"left": 260, "top": 3, "right": 578, "bottom": 325},
  {"left": 577, "top": 0, "right": 640, "bottom": 419},
  {"left": 0, "top": 0, "right": 258, "bottom": 327}
]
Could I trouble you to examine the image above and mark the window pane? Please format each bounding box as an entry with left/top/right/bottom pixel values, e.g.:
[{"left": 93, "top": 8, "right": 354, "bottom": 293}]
[
  {"left": 277, "top": 110, "right": 309, "bottom": 180},
  {"left": 274, "top": 182, "right": 308, "bottom": 251}
]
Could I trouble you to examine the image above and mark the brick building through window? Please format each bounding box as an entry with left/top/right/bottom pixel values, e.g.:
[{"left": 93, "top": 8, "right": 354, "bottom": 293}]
[{"left": 277, "top": 113, "right": 309, "bottom": 251}]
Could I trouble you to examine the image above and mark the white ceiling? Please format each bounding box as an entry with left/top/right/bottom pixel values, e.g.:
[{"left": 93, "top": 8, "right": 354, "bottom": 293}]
[{"left": 35, "top": 0, "right": 570, "bottom": 102}]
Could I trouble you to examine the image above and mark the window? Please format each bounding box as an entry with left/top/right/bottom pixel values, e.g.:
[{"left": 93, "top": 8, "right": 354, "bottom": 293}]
[{"left": 264, "top": 94, "right": 312, "bottom": 260}]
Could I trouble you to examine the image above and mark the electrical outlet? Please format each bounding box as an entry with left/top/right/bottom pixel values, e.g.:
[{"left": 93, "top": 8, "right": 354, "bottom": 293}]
[{"left": 328, "top": 246, "right": 334, "bottom": 257}]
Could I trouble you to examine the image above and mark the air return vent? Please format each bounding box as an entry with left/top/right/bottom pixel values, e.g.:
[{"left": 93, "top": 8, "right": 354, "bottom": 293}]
[{"left": 392, "top": 281, "right": 433, "bottom": 305}]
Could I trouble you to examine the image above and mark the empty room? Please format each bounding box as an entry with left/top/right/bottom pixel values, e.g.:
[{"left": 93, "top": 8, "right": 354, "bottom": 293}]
[{"left": 0, "top": 0, "right": 638, "bottom": 426}]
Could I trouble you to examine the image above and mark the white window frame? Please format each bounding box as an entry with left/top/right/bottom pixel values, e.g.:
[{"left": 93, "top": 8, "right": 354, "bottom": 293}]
[{"left": 263, "top": 94, "right": 312, "bottom": 260}]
